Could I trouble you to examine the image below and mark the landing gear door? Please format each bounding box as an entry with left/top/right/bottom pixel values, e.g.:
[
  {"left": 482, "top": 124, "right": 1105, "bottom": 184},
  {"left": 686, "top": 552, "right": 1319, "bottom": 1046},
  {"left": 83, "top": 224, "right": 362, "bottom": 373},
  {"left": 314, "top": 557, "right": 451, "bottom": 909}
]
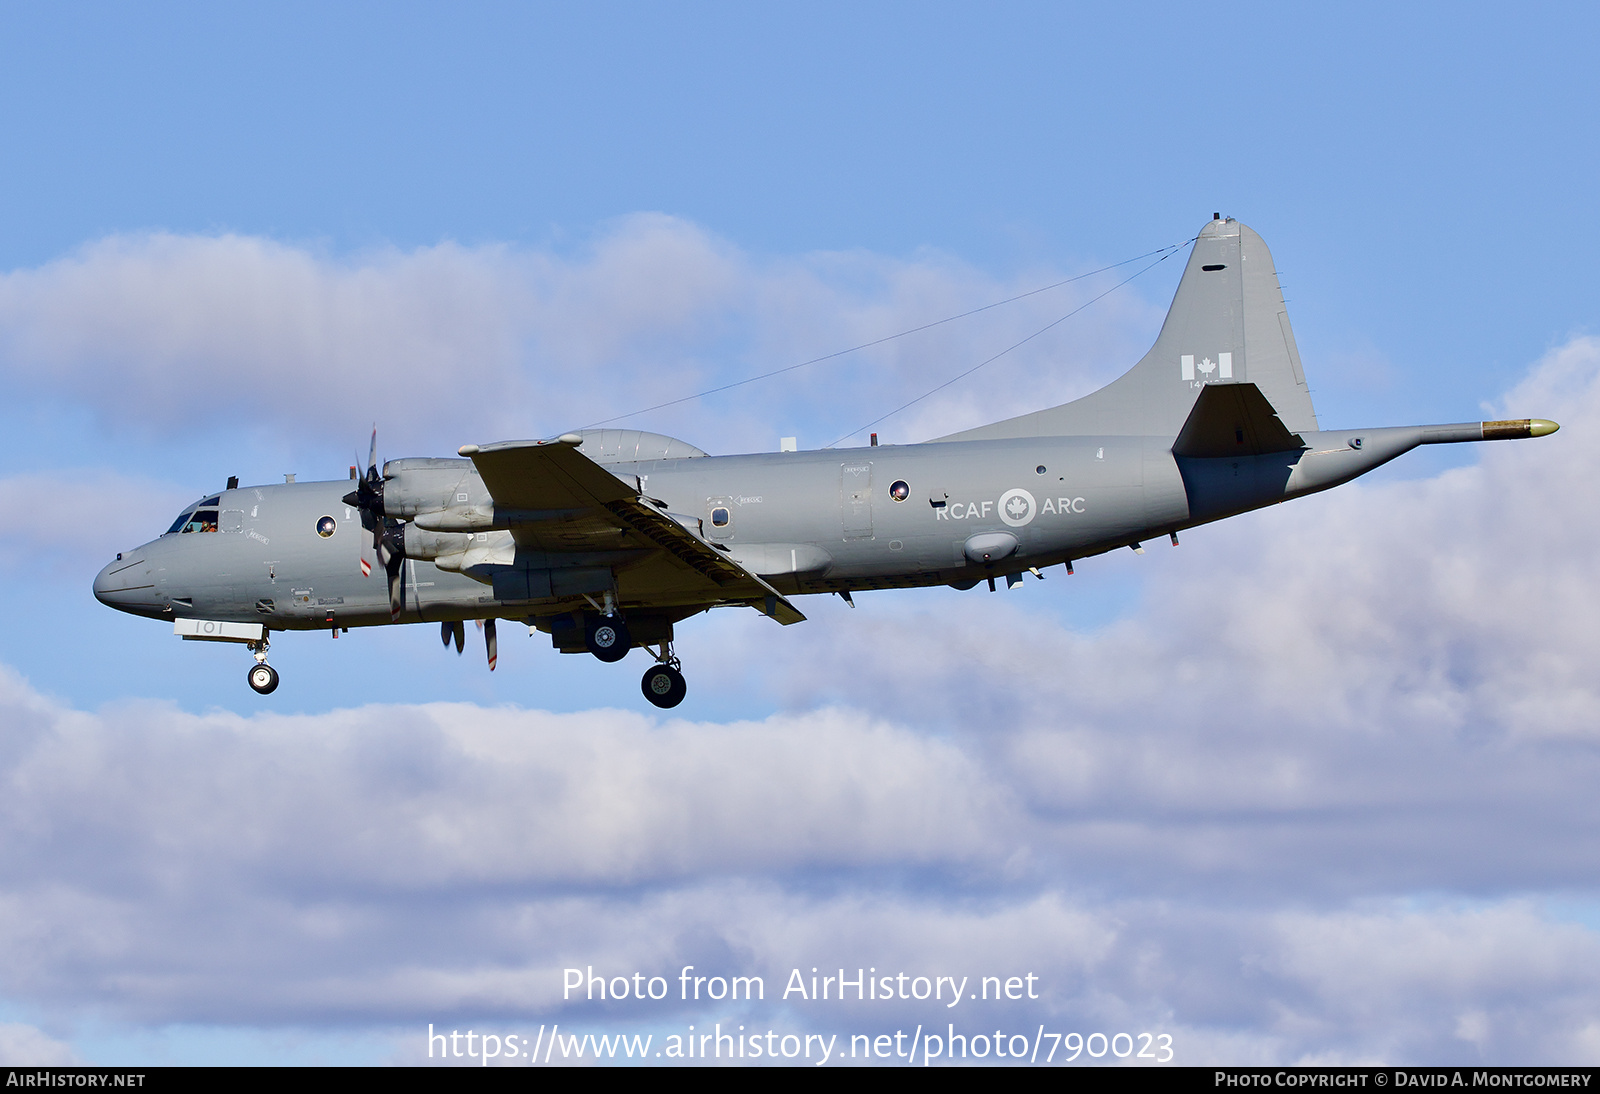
[{"left": 840, "top": 461, "right": 873, "bottom": 540}]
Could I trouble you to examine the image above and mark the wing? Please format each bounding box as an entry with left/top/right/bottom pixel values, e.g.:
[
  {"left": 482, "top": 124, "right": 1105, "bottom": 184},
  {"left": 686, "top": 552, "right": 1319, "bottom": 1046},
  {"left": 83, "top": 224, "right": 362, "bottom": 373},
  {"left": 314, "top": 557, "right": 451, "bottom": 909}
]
[{"left": 458, "top": 437, "right": 805, "bottom": 624}]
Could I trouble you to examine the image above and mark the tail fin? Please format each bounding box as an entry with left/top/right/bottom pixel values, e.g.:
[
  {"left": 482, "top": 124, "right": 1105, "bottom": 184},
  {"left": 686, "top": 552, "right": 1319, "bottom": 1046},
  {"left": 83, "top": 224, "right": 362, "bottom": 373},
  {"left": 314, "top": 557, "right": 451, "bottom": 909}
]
[{"left": 937, "top": 217, "right": 1318, "bottom": 441}]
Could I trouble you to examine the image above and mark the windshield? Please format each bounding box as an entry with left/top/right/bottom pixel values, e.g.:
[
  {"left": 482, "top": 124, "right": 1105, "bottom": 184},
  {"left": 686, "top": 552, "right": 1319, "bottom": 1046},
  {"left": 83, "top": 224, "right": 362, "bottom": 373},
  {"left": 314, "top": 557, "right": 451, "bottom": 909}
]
[{"left": 165, "top": 497, "right": 222, "bottom": 535}]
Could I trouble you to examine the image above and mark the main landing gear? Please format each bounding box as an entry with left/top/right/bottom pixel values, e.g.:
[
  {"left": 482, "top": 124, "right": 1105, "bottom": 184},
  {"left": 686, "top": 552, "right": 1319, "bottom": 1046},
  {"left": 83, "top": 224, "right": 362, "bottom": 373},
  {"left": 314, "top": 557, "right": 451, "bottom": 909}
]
[
  {"left": 245, "top": 637, "right": 279, "bottom": 695},
  {"left": 578, "top": 602, "right": 686, "bottom": 708},
  {"left": 584, "top": 614, "right": 632, "bottom": 663},
  {"left": 640, "top": 647, "right": 687, "bottom": 709}
]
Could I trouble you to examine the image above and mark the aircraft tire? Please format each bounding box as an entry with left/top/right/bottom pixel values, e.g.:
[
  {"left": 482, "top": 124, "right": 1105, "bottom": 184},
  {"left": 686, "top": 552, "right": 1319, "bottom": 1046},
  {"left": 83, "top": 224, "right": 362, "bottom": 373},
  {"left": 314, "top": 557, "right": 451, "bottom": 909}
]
[
  {"left": 247, "top": 663, "right": 280, "bottom": 695},
  {"left": 641, "top": 664, "right": 687, "bottom": 708},
  {"left": 585, "top": 616, "right": 632, "bottom": 663}
]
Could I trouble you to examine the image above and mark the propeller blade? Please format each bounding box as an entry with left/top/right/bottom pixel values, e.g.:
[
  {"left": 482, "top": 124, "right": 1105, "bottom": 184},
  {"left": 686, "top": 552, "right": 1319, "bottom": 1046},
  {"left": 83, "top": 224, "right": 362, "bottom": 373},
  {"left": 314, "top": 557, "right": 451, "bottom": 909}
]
[
  {"left": 452, "top": 621, "right": 465, "bottom": 654},
  {"left": 387, "top": 553, "right": 405, "bottom": 623},
  {"left": 440, "top": 622, "right": 452, "bottom": 648},
  {"left": 340, "top": 427, "right": 411, "bottom": 619},
  {"left": 485, "top": 618, "right": 497, "bottom": 672},
  {"left": 344, "top": 427, "right": 407, "bottom": 610},
  {"left": 344, "top": 426, "right": 386, "bottom": 523}
]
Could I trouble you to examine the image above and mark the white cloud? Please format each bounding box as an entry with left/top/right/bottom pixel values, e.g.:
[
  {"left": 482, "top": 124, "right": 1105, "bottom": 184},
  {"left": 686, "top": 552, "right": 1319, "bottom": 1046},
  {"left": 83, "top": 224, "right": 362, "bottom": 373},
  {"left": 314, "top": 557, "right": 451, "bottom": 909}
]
[
  {"left": 0, "top": 696, "right": 1010, "bottom": 892},
  {"left": 0, "top": 669, "right": 1030, "bottom": 1024},
  {"left": 0, "top": 1022, "right": 78, "bottom": 1065},
  {"left": 0, "top": 217, "right": 1161, "bottom": 455},
  {"left": 1261, "top": 903, "right": 1600, "bottom": 1063}
]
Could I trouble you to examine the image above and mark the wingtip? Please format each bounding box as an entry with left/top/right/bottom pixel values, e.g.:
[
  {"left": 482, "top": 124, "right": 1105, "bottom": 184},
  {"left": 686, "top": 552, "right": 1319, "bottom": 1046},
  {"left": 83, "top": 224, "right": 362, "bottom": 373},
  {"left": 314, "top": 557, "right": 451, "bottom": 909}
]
[{"left": 457, "top": 444, "right": 480, "bottom": 456}]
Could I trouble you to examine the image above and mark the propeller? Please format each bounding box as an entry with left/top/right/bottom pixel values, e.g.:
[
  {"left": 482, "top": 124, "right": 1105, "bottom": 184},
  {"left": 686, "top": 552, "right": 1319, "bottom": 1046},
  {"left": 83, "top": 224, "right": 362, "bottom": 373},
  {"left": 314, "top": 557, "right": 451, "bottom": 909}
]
[
  {"left": 343, "top": 426, "right": 406, "bottom": 622},
  {"left": 443, "top": 620, "right": 495, "bottom": 670}
]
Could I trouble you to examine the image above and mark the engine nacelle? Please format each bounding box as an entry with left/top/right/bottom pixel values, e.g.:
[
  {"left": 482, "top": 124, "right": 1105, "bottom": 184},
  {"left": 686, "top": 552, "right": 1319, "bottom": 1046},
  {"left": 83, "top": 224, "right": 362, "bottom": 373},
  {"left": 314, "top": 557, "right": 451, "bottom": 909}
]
[
  {"left": 392, "top": 524, "right": 515, "bottom": 578},
  {"left": 378, "top": 458, "right": 488, "bottom": 520}
]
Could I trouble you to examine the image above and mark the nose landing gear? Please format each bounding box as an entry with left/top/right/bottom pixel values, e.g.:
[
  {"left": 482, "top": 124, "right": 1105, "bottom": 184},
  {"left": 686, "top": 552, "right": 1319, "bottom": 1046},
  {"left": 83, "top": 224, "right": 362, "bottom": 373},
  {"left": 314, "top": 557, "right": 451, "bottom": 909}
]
[
  {"left": 245, "top": 637, "right": 279, "bottom": 694},
  {"left": 247, "top": 662, "right": 280, "bottom": 694}
]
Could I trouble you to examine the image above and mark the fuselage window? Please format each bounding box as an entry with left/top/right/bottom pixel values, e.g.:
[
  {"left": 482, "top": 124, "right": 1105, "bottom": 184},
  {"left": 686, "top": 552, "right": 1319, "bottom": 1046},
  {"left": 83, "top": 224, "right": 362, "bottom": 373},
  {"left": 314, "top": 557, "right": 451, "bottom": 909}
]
[
  {"left": 889, "top": 480, "right": 910, "bottom": 502},
  {"left": 710, "top": 507, "right": 731, "bottom": 527},
  {"left": 316, "top": 516, "right": 337, "bottom": 538}
]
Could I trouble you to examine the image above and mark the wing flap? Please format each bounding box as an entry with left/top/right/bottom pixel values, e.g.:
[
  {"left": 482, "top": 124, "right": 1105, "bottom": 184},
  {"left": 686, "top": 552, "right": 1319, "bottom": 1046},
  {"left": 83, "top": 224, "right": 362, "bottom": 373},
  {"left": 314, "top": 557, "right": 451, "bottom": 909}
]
[
  {"left": 602, "top": 498, "right": 741, "bottom": 585},
  {"left": 602, "top": 498, "right": 806, "bottom": 624}
]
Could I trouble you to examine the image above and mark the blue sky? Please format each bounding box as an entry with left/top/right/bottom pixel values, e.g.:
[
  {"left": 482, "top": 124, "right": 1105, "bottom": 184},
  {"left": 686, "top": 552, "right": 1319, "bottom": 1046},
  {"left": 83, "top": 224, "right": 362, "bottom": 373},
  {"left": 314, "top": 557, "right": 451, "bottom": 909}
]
[{"left": 0, "top": 0, "right": 1598, "bottom": 1066}]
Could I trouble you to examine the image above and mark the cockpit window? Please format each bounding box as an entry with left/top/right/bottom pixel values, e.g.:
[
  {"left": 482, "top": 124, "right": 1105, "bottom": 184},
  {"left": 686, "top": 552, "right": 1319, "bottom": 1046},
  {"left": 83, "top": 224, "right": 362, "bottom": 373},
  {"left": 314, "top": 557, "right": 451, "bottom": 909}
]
[
  {"left": 181, "top": 509, "right": 220, "bottom": 534},
  {"left": 164, "top": 497, "right": 225, "bottom": 535}
]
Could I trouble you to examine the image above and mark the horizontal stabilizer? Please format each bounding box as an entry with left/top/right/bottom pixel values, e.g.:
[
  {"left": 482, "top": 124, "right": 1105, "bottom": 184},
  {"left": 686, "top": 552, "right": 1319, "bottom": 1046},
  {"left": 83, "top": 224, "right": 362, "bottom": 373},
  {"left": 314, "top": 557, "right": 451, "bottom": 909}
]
[{"left": 1172, "top": 382, "right": 1304, "bottom": 458}]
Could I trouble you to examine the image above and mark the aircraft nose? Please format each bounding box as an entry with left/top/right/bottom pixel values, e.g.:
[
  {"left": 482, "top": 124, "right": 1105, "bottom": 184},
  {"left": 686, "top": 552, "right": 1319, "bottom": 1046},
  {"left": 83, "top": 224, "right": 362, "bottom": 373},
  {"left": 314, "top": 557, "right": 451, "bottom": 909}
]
[
  {"left": 93, "top": 559, "right": 123, "bottom": 606},
  {"left": 94, "top": 555, "right": 151, "bottom": 611}
]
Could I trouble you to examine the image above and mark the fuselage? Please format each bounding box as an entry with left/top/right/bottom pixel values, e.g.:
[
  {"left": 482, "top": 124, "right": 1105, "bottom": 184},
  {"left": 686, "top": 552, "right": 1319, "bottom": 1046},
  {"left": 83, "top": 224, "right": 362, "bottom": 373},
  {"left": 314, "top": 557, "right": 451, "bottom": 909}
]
[{"left": 91, "top": 426, "right": 1414, "bottom": 633}]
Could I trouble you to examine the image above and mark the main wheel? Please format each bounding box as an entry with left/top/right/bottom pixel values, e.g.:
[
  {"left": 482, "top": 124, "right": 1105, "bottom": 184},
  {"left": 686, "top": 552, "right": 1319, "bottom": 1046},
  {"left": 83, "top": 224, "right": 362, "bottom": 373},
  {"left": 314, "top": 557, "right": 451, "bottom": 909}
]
[
  {"left": 641, "top": 664, "right": 687, "bottom": 708},
  {"left": 584, "top": 616, "right": 632, "bottom": 663},
  {"left": 247, "top": 663, "right": 280, "bottom": 695}
]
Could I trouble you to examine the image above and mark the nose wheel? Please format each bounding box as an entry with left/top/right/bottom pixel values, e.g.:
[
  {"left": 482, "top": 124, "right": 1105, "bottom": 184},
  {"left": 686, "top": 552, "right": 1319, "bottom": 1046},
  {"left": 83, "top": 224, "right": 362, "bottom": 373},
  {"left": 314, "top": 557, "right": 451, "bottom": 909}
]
[
  {"left": 247, "top": 662, "right": 280, "bottom": 695},
  {"left": 245, "top": 637, "right": 278, "bottom": 695}
]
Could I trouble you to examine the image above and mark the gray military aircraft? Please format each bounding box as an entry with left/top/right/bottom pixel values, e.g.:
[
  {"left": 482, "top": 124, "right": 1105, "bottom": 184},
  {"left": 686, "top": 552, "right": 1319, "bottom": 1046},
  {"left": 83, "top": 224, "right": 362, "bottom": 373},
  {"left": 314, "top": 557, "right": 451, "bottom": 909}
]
[{"left": 93, "top": 216, "right": 1558, "bottom": 708}]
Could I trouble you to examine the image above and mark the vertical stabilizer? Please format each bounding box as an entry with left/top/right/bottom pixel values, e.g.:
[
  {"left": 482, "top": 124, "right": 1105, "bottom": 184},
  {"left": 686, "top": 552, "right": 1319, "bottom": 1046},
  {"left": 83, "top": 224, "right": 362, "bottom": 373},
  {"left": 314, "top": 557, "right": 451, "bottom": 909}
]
[{"left": 936, "top": 218, "right": 1318, "bottom": 441}]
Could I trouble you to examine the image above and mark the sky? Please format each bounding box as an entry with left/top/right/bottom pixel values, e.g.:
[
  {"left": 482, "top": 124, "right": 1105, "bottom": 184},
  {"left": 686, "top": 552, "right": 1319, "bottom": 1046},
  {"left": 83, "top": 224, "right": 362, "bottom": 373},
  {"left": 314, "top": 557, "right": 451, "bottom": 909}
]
[{"left": 0, "top": 0, "right": 1597, "bottom": 1067}]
